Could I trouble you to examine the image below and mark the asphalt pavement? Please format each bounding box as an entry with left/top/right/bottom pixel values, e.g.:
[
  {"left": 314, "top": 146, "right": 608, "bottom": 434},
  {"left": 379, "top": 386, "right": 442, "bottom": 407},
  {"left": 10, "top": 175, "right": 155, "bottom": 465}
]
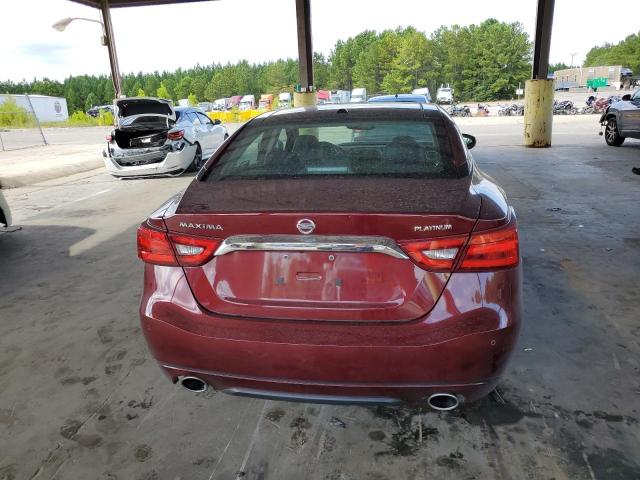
[{"left": 1, "top": 117, "right": 639, "bottom": 479}]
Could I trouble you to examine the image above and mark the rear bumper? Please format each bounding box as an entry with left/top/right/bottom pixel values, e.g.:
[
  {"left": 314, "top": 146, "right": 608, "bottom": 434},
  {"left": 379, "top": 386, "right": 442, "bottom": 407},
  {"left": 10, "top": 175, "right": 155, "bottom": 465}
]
[
  {"left": 140, "top": 265, "right": 522, "bottom": 405},
  {"left": 102, "top": 143, "right": 196, "bottom": 177}
]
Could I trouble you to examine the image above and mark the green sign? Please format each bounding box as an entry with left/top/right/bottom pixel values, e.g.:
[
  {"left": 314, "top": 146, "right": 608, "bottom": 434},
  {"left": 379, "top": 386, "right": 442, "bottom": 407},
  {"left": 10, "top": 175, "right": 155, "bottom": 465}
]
[{"left": 587, "top": 77, "right": 607, "bottom": 88}]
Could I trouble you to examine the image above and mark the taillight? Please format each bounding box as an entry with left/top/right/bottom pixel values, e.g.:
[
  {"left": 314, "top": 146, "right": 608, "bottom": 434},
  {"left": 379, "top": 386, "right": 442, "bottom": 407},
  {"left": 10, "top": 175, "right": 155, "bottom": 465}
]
[
  {"left": 459, "top": 223, "right": 519, "bottom": 270},
  {"left": 401, "top": 223, "right": 519, "bottom": 272},
  {"left": 401, "top": 236, "right": 466, "bottom": 272},
  {"left": 106, "top": 133, "right": 112, "bottom": 142},
  {"left": 167, "top": 129, "right": 184, "bottom": 141},
  {"left": 168, "top": 233, "right": 221, "bottom": 267},
  {"left": 137, "top": 225, "right": 177, "bottom": 266},
  {"left": 137, "top": 224, "right": 221, "bottom": 267}
]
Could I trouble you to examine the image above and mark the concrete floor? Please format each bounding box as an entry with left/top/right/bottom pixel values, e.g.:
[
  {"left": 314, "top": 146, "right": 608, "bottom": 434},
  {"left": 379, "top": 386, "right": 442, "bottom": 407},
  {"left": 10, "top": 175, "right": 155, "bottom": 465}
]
[{"left": 1, "top": 116, "right": 639, "bottom": 480}]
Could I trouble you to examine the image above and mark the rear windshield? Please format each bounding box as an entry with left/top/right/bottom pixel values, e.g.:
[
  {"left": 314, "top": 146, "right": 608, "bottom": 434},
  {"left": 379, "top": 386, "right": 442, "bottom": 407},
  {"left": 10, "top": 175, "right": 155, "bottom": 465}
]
[{"left": 205, "top": 119, "right": 457, "bottom": 181}]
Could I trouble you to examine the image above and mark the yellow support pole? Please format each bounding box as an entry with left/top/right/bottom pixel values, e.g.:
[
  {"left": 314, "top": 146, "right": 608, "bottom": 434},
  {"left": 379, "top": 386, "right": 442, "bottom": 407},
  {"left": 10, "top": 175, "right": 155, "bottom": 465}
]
[
  {"left": 523, "top": 79, "right": 554, "bottom": 147},
  {"left": 293, "top": 92, "right": 318, "bottom": 107}
]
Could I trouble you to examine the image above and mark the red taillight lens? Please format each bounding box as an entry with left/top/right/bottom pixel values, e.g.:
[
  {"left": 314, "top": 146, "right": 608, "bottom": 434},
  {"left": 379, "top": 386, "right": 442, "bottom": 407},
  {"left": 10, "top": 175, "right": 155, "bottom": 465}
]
[
  {"left": 137, "top": 225, "right": 177, "bottom": 266},
  {"left": 167, "top": 129, "right": 184, "bottom": 141},
  {"left": 137, "top": 225, "right": 222, "bottom": 267},
  {"left": 168, "top": 233, "right": 221, "bottom": 267},
  {"left": 401, "top": 223, "right": 519, "bottom": 272},
  {"left": 459, "top": 224, "right": 519, "bottom": 270},
  {"left": 106, "top": 134, "right": 113, "bottom": 142},
  {"left": 401, "top": 236, "right": 467, "bottom": 272}
]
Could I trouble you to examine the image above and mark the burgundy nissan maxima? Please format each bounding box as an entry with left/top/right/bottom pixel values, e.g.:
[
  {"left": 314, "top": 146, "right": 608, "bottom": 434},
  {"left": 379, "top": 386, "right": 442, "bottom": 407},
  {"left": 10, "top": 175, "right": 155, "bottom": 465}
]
[{"left": 137, "top": 103, "right": 521, "bottom": 410}]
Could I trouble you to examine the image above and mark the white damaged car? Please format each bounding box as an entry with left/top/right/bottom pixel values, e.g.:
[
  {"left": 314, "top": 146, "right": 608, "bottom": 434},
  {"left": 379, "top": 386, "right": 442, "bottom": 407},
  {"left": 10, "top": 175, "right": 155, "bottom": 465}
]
[
  {"left": 0, "top": 190, "right": 11, "bottom": 227},
  {"left": 103, "top": 98, "right": 228, "bottom": 177}
]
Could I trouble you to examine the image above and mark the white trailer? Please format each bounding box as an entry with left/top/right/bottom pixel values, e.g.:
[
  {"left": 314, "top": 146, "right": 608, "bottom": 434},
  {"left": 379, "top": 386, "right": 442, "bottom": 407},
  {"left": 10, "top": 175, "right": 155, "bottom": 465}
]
[
  {"left": 0, "top": 94, "right": 69, "bottom": 122},
  {"left": 350, "top": 88, "right": 367, "bottom": 103},
  {"left": 329, "top": 90, "right": 351, "bottom": 104}
]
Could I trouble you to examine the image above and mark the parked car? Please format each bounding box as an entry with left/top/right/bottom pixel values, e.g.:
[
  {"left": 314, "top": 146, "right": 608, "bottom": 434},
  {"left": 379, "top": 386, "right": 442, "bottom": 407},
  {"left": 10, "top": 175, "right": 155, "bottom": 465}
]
[
  {"left": 436, "top": 87, "right": 454, "bottom": 104},
  {"left": 600, "top": 89, "right": 640, "bottom": 146},
  {"left": 86, "top": 105, "right": 113, "bottom": 117},
  {"left": 368, "top": 93, "right": 430, "bottom": 104},
  {"left": 137, "top": 103, "right": 522, "bottom": 409},
  {"left": 0, "top": 190, "right": 11, "bottom": 227},
  {"left": 103, "top": 98, "right": 228, "bottom": 177},
  {"left": 411, "top": 87, "right": 432, "bottom": 102}
]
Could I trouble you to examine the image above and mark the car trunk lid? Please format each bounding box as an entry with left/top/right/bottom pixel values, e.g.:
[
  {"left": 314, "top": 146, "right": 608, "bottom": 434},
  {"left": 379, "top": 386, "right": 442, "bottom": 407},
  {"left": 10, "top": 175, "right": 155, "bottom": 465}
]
[
  {"left": 114, "top": 97, "right": 176, "bottom": 131},
  {"left": 163, "top": 177, "right": 480, "bottom": 322}
]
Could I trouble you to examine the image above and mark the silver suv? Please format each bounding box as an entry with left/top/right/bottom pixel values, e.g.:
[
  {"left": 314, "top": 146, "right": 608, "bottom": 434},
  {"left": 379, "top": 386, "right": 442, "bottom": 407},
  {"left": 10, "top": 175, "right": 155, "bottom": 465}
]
[{"left": 600, "top": 89, "right": 640, "bottom": 146}]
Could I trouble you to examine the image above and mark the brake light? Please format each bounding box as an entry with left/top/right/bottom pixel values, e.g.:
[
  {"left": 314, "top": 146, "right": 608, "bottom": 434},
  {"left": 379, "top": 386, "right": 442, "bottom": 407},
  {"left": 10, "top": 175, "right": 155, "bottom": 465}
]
[
  {"left": 401, "top": 223, "right": 519, "bottom": 271},
  {"left": 459, "top": 223, "right": 519, "bottom": 270},
  {"left": 168, "top": 233, "right": 221, "bottom": 267},
  {"left": 137, "top": 225, "right": 177, "bottom": 266},
  {"left": 137, "top": 225, "right": 222, "bottom": 266},
  {"left": 106, "top": 134, "right": 112, "bottom": 142},
  {"left": 401, "top": 236, "right": 466, "bottom": 272},
  {"left": 167, "top": 129, "right": 184, "bottom": 141}
]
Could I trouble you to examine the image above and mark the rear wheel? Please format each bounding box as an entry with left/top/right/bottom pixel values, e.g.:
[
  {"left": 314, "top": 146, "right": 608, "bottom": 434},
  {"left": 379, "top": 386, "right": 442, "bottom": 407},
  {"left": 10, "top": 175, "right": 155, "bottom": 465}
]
[
  {"left": 605, "top": 118, "right": 625, "bottom": 146},
  {"left": 188, "top": 143, "right": 203, "bottom": 171}
]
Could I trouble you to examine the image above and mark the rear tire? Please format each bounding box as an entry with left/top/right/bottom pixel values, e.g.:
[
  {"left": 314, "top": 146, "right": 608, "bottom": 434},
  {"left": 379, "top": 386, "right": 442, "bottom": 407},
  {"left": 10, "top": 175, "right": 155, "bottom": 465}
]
[
  {"left": 605, "top": 118, "right": 625, "bottom": 146},
  {"left": 188, "top": 143, "right": 203, "bottom": 172}
]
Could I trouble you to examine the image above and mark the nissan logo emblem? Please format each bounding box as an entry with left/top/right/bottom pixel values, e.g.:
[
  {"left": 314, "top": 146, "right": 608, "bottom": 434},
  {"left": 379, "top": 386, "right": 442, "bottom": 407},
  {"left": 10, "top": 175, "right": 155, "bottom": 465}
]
[{"left": 296, "top": 218, "right": 315, "bottom": 235}]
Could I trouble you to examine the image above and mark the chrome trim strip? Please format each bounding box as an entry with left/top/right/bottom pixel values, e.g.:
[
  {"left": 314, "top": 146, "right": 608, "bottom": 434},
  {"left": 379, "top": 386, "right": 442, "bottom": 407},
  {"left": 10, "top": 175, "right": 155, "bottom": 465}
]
[{"left": 213, "top": 235, "right": 409, "bottom": 259}]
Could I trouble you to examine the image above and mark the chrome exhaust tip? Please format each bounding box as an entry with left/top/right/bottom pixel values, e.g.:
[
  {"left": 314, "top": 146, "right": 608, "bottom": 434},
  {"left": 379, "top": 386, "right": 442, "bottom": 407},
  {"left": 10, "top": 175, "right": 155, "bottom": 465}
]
[
  {"left": 427, "top": 393, "right": 459, "bottom": 411},
  {"left": 180, "top": 376, "right": 207, "bottom": 393}
]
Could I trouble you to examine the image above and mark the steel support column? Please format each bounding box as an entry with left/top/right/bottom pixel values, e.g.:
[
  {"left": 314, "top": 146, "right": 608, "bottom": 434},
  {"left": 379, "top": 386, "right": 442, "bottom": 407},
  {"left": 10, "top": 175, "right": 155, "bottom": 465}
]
[
  {"left": 295, "top": 0, "right": 313, "bottom": 90},
  {"left": 532, "top": 0, "right": 554, "bottom": 79},
  {"left": 524, "top": 0, "right": 555, "bottom": 147},
  {"left": 100, "top": 0, "right": 123, "bottom": 97}
]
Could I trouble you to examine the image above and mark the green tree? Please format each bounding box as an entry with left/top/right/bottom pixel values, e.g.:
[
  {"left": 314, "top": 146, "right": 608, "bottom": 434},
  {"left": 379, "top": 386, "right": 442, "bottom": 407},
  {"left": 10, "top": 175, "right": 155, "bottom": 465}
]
[
  {"left": 136, "top": 88, "right": 146, "bottom": 97},
  {"left": 84, "top": 92, "right": 97, "bottom": 111},
  {"left": 175, "top": 76, "right": 193, "bottom": 100},
  {"left": 549, "top": 62, "right": 570, "bottom": 72},
  {"left": 584, "top": 32, "right": 640, "bottom": 72},
  {"left": 156, "top": 82, "right": 170, "bottom": 99},
  {"left": 188, "top": 92, "right": 198, "bottom": 106}
]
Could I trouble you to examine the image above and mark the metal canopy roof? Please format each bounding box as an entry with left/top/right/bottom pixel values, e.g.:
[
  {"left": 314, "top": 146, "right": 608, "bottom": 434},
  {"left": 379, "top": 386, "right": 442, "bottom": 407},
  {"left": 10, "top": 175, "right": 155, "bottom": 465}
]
[{"left": 70, "top": 0, "right": 213, "bottom": 8}]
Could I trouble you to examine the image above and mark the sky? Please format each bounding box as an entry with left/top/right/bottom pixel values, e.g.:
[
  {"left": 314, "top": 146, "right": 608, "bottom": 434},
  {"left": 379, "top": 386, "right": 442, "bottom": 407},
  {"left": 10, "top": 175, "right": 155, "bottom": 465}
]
[{"left": 1, "top": 0, "right": 639, "bottom": 82}]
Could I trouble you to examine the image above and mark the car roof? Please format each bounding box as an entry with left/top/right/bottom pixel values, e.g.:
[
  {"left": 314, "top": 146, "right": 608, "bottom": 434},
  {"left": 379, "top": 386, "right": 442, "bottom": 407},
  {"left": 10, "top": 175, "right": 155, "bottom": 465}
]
[
  {"left": 258, "top": 102, "right": 442, "bottom": 125},
  {"left": 368, "top": 94, "right": 429, "bottom": 103}
]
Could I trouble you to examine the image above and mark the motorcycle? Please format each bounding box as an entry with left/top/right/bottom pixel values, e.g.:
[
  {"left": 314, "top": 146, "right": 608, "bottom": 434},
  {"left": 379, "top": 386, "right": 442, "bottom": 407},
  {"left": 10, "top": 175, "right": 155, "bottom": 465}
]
[
  {"left": 584, "top": 96, "right": 608, "bottom": 114},
  {"left": 448, "top": 104, "right": 471, "bottom": 117},
  {"left": 477, "top": 103, "right": 490, "bottom": 116},
  {"left": 510, "top": 104, "right": 524, "bottom": 116},
  {"left": 497, "top": 104, "right": 512, "bottom": 116},
  {"left": 553, "top": 100, "right": 577, "bottom": 115}
]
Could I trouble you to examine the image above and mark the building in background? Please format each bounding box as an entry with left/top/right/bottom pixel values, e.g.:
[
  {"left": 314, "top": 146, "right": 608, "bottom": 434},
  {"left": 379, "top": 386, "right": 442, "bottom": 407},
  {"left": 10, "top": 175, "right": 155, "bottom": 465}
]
[
  {"left": 0, "top": 94, "right": 69, "bottom": 122},
  {"left": 553, "top": 66, "right": 633, "bottom": 91}
]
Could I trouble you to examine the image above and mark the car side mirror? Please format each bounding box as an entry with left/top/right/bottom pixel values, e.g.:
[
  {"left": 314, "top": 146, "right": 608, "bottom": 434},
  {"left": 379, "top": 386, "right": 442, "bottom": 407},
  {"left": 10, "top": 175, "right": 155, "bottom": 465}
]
[
  {"left": 622, "top": 94, "right": 631, "bottom": 101},
  {"left": 462, "top": 133, "right": 476, "bottom": 149},
  {"left": 213, "top": 119, "right": 221, "bottom": 125}
]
